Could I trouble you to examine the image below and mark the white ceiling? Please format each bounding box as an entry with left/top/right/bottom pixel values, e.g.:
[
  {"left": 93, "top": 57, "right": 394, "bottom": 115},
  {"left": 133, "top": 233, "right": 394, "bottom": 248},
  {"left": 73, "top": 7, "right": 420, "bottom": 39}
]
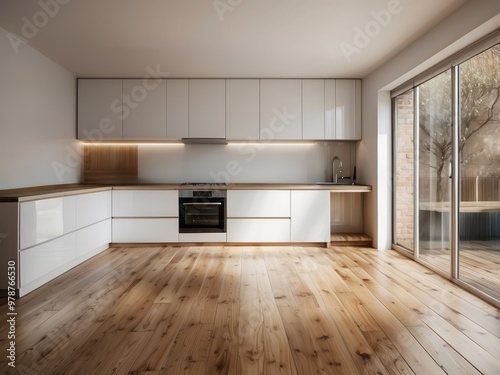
[{"left": 0, "top": 0, "right": 468, "bottom": 78}]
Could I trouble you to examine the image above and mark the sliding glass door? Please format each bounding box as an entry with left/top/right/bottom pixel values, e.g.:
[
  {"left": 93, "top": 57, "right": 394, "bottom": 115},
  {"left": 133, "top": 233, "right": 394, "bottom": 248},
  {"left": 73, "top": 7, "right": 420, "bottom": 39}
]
[
  {"left": 393, "top": 40, "right": 500, "bottom": 304},
  {"left": 417, "top": 71, "right": 452, "bottom": 273},
  {"left": 458, "top": 46, "right": 500, "bottom": 300}
]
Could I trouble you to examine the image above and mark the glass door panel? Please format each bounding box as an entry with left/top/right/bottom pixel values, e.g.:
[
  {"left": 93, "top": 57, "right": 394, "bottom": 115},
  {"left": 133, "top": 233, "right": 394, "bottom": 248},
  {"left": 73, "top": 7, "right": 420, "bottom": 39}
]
[
  {"left": 418, "top": 70, "right": 452, "bottom": 272},
  {"left": 458, "top": 45, "right": 500, "bottom": 299}
]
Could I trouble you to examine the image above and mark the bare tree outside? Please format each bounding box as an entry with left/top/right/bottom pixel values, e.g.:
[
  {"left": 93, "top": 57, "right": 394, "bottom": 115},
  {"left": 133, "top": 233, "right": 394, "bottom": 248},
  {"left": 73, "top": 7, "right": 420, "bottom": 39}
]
[{"left": 418, "top": 44, "right": 500, "bottom": 202}]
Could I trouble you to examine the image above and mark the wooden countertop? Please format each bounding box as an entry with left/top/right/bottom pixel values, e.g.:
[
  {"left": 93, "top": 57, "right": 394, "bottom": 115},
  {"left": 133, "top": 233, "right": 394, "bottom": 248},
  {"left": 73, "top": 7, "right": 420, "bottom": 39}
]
[
  {"left": 0, "top": 182, "right": 371, "bottom": 202},
  {"left": 0, "top": 184, "right": 112, "bottom": 202}
]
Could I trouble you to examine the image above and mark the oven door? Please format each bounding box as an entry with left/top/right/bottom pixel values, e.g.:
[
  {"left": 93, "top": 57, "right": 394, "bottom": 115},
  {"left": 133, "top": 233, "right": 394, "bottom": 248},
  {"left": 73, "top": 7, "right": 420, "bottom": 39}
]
[{"left": 179, "top": 197, "right": 226, "bottom": 233}]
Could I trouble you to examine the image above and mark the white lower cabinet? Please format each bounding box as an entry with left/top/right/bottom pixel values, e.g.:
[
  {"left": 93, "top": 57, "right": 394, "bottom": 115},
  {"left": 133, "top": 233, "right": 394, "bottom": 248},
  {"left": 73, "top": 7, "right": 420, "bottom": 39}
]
[
  {"left": 227, "top": 219, "right": 290, "bottom": 242},
  {"left": 20, "top": 196, "right": 76, "bottom": 250},
  {"left": 112, "top": 190, "right": 178, "bottom": 217},
  {"left": 3, "top": 190, "right": 112, "bottom": 296},
  {"left": 291, "top": 191, "right": 330, "bottom": 242},
  {"left": 76, "top": 219, "right": 111, "bottom": 258},
  {"left": 111, "top": 190, "right": 179, "bottom": 243},
  {"left": 112, "top": 218, "right": 178, "bottom": 243},
  {"left": 76, "top": 191, "right": 112, "bottom": 229},
  {"left": 20, "top": 232, "right": 76, "bottom": 290},
  {"left": 227, "top": 190, "right": 291, "bottom": 242},
  {"left": 227, "top": 190, "right": 290, "bottom": 217}
]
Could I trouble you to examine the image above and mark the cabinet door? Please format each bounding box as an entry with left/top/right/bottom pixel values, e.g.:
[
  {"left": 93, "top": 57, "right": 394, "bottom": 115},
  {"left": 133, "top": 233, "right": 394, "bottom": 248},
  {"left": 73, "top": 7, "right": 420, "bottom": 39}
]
[
  {"left": 226, "top": 79, "right": 259, "bottom": 140},
  {"left": 76, "top": 191, "right": 111, "bottom": 229},
  {"left": 302, "top": 79, "right": 325, "bottom": 139},
  {"left": 112, "top": 218, "right": 178, "bottom": 242},
  {"left": 227, "top": 190, "right": 290, "bottom": 217},
  {"left": 122, "top": 79, "right": 167, "bottom": 139},
  {"left": 167, "top": 79, "right": 189, "bottom": 139},
  {"left": 20, "top": 197, "right": 76, "bottom": 250},
  {"left": 76, "top": 219, "right": 111, "bottom": 258},
  {"left": 291, "top": 191, "right": 330, "bottom": 242},
  {"left": 112, "top": 190, "right": 178, "bottom": 217},
  {"left": 20, "top": 232, "right": 76, "bottom": 287},
  {"left": 78, "top": 79, "right": 123, "bottom": 140},
  {"left": 189, "top": 79, "right": 226, "bottom": 138},
  {"left": 335, "top": 79, "right": 361, "bottom": 140},
  {"left": 325, "top": 79, "right": 336, "bottom": 139},
  {"left": 260, "top": 79, "right": 302, "bottom": 140},
  {"left": 227, "top": 219, "right": 290, "bottom": 242}
]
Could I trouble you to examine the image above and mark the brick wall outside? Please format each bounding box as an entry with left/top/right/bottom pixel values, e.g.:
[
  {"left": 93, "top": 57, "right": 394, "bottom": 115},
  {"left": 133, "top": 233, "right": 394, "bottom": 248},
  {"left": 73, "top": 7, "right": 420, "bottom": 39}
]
[{"left": 395, "top": 90, "right": 414, "bottom": 250}]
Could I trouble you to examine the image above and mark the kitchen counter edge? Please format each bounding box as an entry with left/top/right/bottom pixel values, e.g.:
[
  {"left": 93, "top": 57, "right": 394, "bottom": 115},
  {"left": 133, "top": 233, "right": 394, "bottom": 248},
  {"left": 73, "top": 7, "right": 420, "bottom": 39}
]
[{"left": 0, "top": 183, "right": 372, "bottom": 202}]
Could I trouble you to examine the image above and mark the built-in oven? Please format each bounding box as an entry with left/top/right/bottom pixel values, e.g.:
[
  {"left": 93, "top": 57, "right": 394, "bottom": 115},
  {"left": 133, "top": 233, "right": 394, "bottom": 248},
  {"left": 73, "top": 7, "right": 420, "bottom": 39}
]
[{"left": 179, "top": 187, "right": 226, "bottom": 233}]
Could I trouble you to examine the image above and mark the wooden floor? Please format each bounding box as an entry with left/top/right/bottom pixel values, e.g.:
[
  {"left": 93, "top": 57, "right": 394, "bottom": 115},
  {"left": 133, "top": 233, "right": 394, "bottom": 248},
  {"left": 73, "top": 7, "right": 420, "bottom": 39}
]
[
  {"left": 419, "top": 240, "right": 500, "bottom": 300},
  {"left": 1, "top": 245, "right": 500, "bottom": 374}
]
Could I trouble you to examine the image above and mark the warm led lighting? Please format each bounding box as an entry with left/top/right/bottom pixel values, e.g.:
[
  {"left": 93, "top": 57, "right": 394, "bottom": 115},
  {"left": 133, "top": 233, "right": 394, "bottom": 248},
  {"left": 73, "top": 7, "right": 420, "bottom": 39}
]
[
  {"left": 227, "top": 141, "right": 316, "bottom": 146},
  {"left": 81, "top": 142, "right": 184, "bottom": 146}
]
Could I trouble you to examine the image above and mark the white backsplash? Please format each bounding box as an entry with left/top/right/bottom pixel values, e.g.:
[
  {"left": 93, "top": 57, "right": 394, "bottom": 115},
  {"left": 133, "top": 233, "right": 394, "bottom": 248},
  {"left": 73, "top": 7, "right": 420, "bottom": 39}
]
[{"left": 138, "top": 141, "right": 356, "bottom": 184}]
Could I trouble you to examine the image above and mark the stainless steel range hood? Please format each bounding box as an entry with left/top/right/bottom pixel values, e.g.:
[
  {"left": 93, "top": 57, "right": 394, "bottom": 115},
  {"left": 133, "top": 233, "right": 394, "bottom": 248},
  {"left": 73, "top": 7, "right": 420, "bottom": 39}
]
[{"left": 182, "top": 138, "right": 228, "bottom": 145}]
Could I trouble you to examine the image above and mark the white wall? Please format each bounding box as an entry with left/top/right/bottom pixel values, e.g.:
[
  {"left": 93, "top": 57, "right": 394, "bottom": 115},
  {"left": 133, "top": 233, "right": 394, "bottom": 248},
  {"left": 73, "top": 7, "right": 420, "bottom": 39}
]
[
  {"left": 138, "top": 142, "right": 356, "bottom": 184},
  {"left": 359, "top": 0, "right": 500, "bottom": 249},
  {"left": 0, "top": 27, "right": 80, "bottom": 190}
]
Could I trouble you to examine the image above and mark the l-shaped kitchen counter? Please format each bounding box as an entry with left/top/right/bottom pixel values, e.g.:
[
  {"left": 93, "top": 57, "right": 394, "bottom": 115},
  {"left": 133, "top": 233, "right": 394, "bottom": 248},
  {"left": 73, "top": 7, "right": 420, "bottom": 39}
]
[
  {"left": 0, "top": 182, "right": 371, "bottom": 202},
  {"left": 0, "top": 183, "right": 371, "bottom": 296}
]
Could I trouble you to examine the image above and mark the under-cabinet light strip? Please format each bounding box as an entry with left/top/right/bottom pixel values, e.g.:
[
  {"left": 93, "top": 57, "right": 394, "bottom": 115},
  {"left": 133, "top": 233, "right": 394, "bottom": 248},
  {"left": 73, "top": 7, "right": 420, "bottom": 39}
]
[{"left": 82, "top": 141, "right": 317, "bottom": 146}]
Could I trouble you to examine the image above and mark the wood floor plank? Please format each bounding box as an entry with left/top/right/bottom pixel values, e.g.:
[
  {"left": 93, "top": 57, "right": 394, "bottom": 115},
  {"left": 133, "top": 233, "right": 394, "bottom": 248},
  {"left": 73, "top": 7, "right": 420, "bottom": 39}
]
[
  {"left": 407, "top": 325, "right": 483, "bottom": 375},
  {"left": 335, "top": 267, "right": 448, "bottom": 374},
  {"left": 277, "top": 306, "right": 329, "bottom": 374},
  {"left": 206, "top": 248, "right": 242, "bottom": 374},
  {"left": 360, "top": 250, "right": 500, "bottom": 356},
  {"left": 297, "top": 305, "right": 363, "bottom": 375},
  {"left": 2, "top": 245, "right": 499, "bottom": 375},
  {"left": 363, "top": 330, "right": 415, "bottom": 375},
  {"left": 356, "top": 256, "right": 500, "bottom": 374}
]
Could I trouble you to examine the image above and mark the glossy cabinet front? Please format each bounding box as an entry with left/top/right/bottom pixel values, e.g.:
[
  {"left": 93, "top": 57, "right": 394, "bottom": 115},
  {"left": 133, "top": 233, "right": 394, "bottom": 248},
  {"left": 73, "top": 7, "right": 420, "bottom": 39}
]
[
  {"left": 76, "top": 191, "right": 112, "bottom": 229},
  {"left": 227, "top": 190, "right": 290, "bottom": 217},
  {"left": 291, "top": 190, "right": 330, "bottom": 242},
  {"left": 15, "top": 191, "right": 112, "bottom": 296},
  {"left": 20, "top": 196, "right": 76, "bottom": 250},
  {"left": 112, "top": 190, "right": 178, "bottom": 217},
  {"left": 111, "top": 190, "right": 179, "bottom": 243}
]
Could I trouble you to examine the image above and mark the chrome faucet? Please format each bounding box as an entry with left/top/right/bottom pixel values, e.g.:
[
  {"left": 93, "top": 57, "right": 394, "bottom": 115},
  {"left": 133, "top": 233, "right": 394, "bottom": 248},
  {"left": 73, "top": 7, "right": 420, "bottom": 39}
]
[{"left": 332, "top": 156, "right": 342, "bottom": 183}]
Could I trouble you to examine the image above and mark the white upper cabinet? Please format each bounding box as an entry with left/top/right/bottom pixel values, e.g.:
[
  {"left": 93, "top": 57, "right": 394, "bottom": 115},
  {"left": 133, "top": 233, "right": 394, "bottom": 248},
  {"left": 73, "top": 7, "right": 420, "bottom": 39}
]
[
  {"left": 226, "top": 79, "right": 260, "bottom": 140},
  {"left": 122, "top": 79, "right": 167, "bottom": 139},
  {"left": 77, "top": 78, "right": 361, "bottom": 141},
  {"left": 302, "top": 79, "right": 325, "bottom": 140},
  {"left": 167, "top": 79, "right": 189, "bottom": 139},
  {"left": 189, "top": 79, "right": 226, "bottom": 138},
  {"left": 325, "top": 79, "right": 336, "bottom": 139},
  {"left": 260, "top": 79, "right": 302, "bottom": 140},
  {"left": 78, "top": 79, "right": 123, "bottom": 140},
  {"left": 335, "top": 79, "right": 361, "bottom": 140}
]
